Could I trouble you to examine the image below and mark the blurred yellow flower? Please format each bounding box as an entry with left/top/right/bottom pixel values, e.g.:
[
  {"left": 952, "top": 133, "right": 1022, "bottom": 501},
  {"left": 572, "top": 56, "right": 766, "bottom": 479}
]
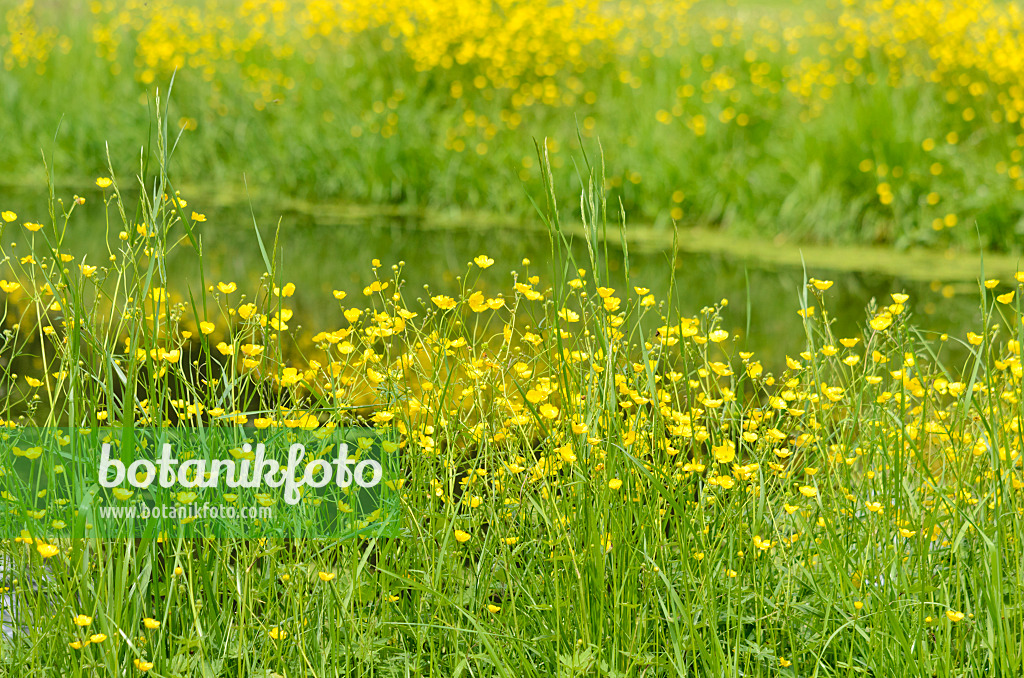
[
  {"left": 431, "top": 294, "right": 456, "bottom": 310},
  {"left": 36, "top": 543, "right": 59, "bottom": 558}
]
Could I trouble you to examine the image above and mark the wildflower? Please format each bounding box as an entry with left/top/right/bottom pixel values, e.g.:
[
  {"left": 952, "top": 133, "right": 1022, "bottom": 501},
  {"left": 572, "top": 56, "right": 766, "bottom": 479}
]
[
  {"left": 779, "top": 657, "right": 792, "bottom": 667},
  {"left": 1, "top": 211, "right": 16, "bottom": 222},
  {"left": 869, "top": 314, "right": 893, "bottom": 331},
  {"left": 473, "top": 254, "right": 494, "bottom": 268},
  {"left": 454, "top": 529, "right": 471, "bottom": 543},
  {"left": 269, "top": 627, "right": 288, "bottom": 639},
  {"left": 810, "top": 278, "right": 833, "bottom": 290},
  {"left": 712, "top": 441, "right": 735, "bottom": 464},
  {"left": 318, "top": 571, "right": 336, "bottom": 582},
  {"left": 73, "top": 614, "right": 93, "bottom": 626},
  {"left": 431, "top": 295, "right": 456, "bottom": 310},
  {"left": 467, "top": 290, "right": 489, "bottom": 312},
  {"left": 36, "top": 543, "right": 59, "bottom": 558},
  {"left": 217, "top": 281, "right": 236, "bottom": 294},
  {"left": 133, "top": 658, "right": 154, "bottom": 672},
  {"left": 608, "top": 478, "right": 623, "bottom": 491},
  {"left": 539, "top": 403, "right": 559, "bottom": 419},
  {"left": 95, "top": 177, "right": 112, "bottom": 188},
  {"left": 332, "top": 289, "right": 347, "bottom": 300},
  {"left": 79, "top": 264, "right": 97, "bottom": 277},
  {"left": 143, "top": 618, "right": 160, "bottom": 629},
  {"left": 798, "top": 485, "right": 817, "bottom": 498},
  {"left": 946, "top": 610, "right": 964, "bottom": 622},
  {"left": 709, "top": 329, "right": 729, "bottom": 343},
  {"left": 199, "top": 321, "right": 215, "bottom": 335},
  {"left": 556, "top": 444, "right": 576, "bottom": 463},
  {"left": 90, "top": 633, "right": 107, "bottom": 643},
  {"left": 23, "top": 222, "right": 44, "bottom": 232},
  {"left": 191, "top": 211, "right": 207, "bottom": 222},
  {"left": 487, "top": 604, "right": 501, "bottom": 613}
]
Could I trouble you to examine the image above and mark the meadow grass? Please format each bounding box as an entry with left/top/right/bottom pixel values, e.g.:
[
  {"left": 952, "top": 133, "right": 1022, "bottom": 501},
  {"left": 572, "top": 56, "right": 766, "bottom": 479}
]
[
  {"left": 5, "top": 0, "right": 1024, "bottom": 250},
  {"left": 0, "top": 96, "right": 1022, "bottom": 676}
]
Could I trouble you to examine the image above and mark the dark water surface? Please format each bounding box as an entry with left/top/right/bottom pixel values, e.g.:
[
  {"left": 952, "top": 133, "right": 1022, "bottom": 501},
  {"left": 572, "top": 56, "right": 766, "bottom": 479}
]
[{"left": 0, "top": 185, "right": 1006, "bottom": 374}]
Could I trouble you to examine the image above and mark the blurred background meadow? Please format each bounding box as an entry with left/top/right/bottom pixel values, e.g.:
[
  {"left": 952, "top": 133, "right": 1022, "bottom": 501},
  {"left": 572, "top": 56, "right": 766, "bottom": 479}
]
[
  {"left": 3, "top": 0, "right": 1024, "bottom": 676},
  {"left": 6, "top": 0, "right": 1024, "bottom": 359}
]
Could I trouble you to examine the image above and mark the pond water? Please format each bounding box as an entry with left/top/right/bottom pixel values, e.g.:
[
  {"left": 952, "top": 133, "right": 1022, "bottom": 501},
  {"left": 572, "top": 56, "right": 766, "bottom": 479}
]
[{"left": 0, "top": 185, "right": 1008, "bottom": 375}]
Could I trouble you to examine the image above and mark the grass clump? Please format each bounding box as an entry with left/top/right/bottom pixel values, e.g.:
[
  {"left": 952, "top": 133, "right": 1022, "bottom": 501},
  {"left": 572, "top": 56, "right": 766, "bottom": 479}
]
[{"left": 0, "top": 106, "right": 1022, "bottom": 675}]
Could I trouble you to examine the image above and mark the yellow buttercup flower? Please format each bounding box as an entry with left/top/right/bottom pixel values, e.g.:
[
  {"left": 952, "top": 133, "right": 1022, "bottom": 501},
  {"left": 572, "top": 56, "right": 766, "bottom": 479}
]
[
  {"left": 431, "top": 294, "right": 456, "bottom": 310},
  {"left": 36, "top": 543, "right": 59, "bottom": 558}
]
